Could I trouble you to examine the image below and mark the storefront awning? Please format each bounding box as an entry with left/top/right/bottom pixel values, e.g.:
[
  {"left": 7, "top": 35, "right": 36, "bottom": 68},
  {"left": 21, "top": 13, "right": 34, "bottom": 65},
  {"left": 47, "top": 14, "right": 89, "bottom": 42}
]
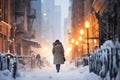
[{"left": 22, "top": 38, "right": 41, "bottom": 48}]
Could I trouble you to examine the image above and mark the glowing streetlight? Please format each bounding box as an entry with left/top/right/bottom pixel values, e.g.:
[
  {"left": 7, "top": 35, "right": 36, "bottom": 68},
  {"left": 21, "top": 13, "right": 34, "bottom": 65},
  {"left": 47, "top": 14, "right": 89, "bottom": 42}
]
[
  {"left": 94, "top": 39, "right": 97, "bottom": 44},
  {"left": 85, "top": 21, "right": 90, "bottom": 55},
  {"left": 71, "top": 38, "right": 75, "bottom": 43},
  {"left": 79, "top": 36, "right": 82, "bottom": 41},
  {"left": 85, "top": 21, "right": 90, "bottom": 28},
  {"left": 75, "top": 41, "right": 79, "bottom": 45},
  {"left": 43, "top": 13, "right": 47, "bottom": 16},
  {"left": 80, "top": 29, "right": 84, "bottom": 35}
]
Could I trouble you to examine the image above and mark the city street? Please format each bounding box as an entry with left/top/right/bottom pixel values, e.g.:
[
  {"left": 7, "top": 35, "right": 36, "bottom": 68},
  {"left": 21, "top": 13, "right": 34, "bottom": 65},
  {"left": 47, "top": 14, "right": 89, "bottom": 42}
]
[
  {"left": 1, "top": 0, "right": 120, "bottom": 80},
  {"left": 17, "top": 62, "right": 99, "bottom": 80}
]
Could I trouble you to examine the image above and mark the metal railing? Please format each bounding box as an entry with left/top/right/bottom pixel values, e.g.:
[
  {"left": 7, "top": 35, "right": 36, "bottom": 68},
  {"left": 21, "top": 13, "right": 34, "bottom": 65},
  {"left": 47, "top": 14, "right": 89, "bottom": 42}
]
[{"left": 89, "top": 47, "right": 120, "bottom": 80}]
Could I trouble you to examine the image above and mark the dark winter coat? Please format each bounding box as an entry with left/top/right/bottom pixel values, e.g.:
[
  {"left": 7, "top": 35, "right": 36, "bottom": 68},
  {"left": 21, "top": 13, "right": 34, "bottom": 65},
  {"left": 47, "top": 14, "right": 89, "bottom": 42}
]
[{"left": 52, "top": 40, "right": 65, "bottom": 64}]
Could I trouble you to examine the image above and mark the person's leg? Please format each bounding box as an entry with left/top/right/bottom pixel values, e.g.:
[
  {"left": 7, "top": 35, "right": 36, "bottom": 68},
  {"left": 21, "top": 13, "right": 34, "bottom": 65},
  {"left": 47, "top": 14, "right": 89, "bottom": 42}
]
[
  {"left": 58, "top": 64, "right": 61, "bottom": 72},
  {"left": 56, "top": 64, "right": 60, "bottom": 73}
]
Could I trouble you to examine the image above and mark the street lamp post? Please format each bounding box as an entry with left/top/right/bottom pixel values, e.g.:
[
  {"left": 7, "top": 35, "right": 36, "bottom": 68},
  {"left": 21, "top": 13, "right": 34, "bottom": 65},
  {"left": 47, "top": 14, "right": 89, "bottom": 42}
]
[
  {"left": 79, "top": 29, "right": 84, "bottom": 57},
  {"left": 85, "top": 21, "right": 90, "bottom": 55},
  {"left": 75, "top": 41, "right": 79, "bottom": 58},
  {"left": 75, "top": 41, "right": 79, "bottom": 67}
]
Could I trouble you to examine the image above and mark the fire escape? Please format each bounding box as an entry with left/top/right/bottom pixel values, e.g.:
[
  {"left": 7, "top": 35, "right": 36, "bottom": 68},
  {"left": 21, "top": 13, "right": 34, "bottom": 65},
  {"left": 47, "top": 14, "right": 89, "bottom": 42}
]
[{"left": 15, "top": 0, "right": 40, "bottom": 55}]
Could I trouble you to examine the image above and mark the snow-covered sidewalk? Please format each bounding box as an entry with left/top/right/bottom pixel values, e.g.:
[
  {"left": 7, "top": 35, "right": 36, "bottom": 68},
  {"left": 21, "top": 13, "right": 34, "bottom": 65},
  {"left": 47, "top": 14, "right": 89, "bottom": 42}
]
[{"left": 17, "top": 62, "right": 99, "bottom": 80}]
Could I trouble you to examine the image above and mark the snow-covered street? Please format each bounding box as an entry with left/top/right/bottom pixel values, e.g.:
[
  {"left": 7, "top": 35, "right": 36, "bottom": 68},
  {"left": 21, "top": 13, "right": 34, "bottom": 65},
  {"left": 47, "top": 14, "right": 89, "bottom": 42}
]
[
  {"left": 16, "top": 62, "right": 99, "bottom": 80},
  {"left": 1, "top": 40, "right": 120, "bottom": 80}
]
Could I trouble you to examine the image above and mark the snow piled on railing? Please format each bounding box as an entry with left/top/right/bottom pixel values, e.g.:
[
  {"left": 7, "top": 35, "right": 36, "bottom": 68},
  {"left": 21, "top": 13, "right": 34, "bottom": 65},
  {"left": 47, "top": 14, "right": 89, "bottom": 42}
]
[
  {"left": 89, "top": 40, "right": 120, "bottom": 80},
  {"left": 0, "top": 53, "right": 21, "bottom": 79}
]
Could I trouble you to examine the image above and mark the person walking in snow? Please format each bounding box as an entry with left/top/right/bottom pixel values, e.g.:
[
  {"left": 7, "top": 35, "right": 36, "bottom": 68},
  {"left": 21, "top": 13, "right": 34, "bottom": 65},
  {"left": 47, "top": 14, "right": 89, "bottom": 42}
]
[
  {"left": 52, "top": 40, "right": 65, "bottom": 73},
  {"left": 36, "top": 54, "right": 41, "bottom": 62},
  {"left": 36, "top": 54, "right": 42, "bottom": 68}
]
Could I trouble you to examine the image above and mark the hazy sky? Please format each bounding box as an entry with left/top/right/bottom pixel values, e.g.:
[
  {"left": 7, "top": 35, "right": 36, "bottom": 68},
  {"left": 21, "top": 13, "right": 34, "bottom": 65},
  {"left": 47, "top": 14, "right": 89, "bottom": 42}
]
[
  {"left": 40, "top": 0, "right": 70, "bottom": 33},
  {"left": 32, "top": 0, "right": 70, "bottom": 41},
  {"left": 55, "top": 0, "right": 70, "bottom": 18}
]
